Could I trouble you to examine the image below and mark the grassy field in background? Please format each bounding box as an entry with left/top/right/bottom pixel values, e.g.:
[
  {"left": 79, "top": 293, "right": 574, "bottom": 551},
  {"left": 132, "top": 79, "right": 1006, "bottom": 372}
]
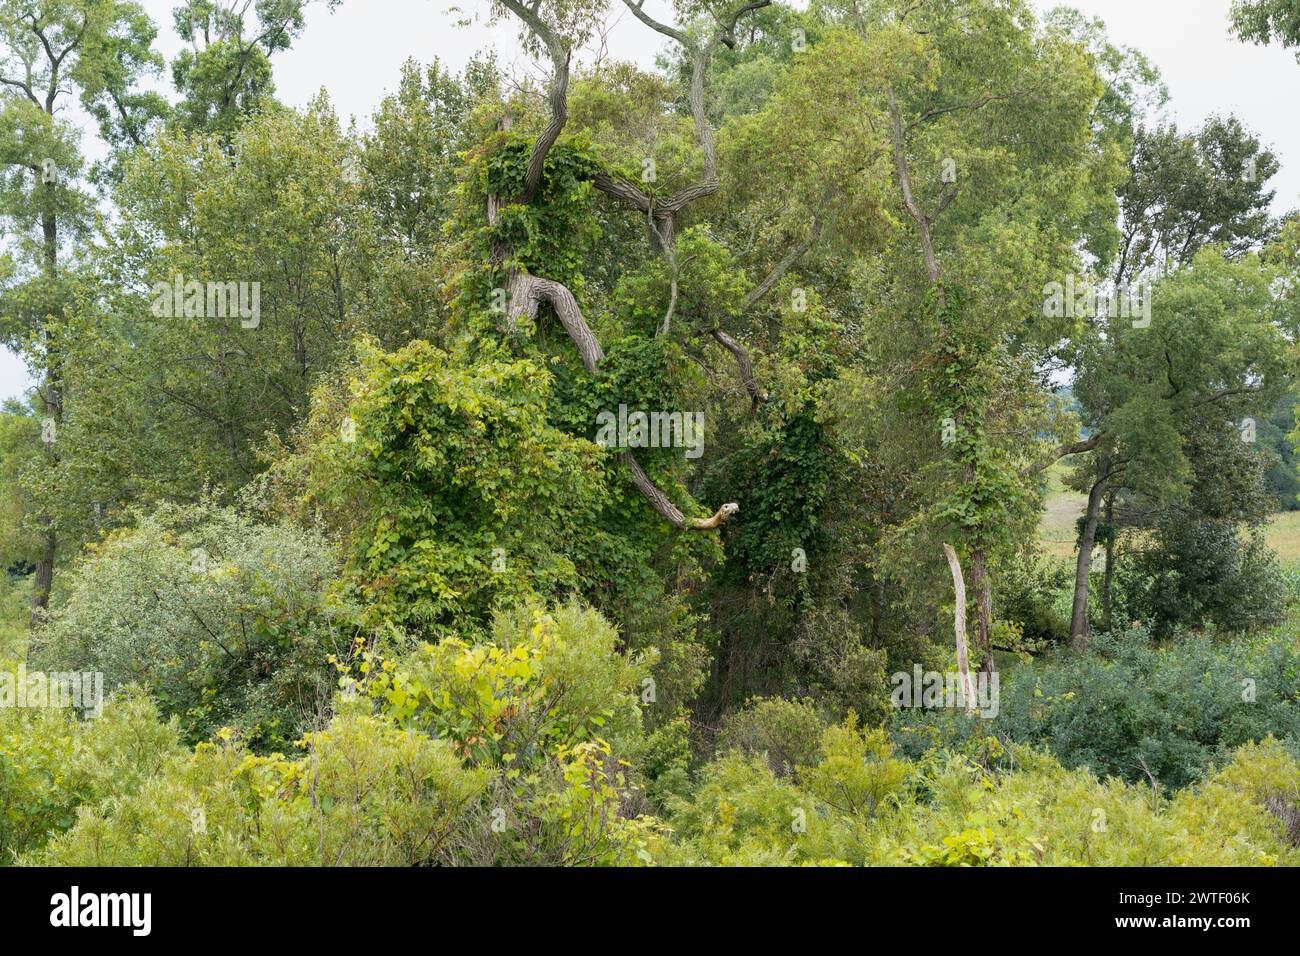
[
  {"left": 1038, "top": 464, "right": 1085, "bottom": 559},
  {"left": 1038, "top": 463, "right": 1300, "bottom": 564},
  {"left": 0, "top": 577, "right": 29, "bottom": 663}
]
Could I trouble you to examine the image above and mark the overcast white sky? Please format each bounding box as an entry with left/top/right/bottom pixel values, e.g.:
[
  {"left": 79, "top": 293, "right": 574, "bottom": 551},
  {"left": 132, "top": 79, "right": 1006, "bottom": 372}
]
[{"left": 3, "top": 0, "right": 1297, "bottom": 403}]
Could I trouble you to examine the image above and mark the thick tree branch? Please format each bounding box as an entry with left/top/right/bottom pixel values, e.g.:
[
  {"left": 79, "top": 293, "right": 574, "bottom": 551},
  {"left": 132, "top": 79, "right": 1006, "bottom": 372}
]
[
  {"left": 740, "top": 214, "right": 826, "bottom": 314},
  {"left": 506, "top": 268, "right": 737, "bottom": 530},
  {"left": 711, "top": 328, "right": 765, "bottom": 408},
  {"left": 497, "top": 0, "right": 572, "bottom": 202},
  {"left": 1022, "top": 433, "right": 1103, "bottom": 478},
  {"left": 492, "top": 0, "right": 745, "bottom": 530},
  {"left": 887, "top": 85, "right": 941, "bottom": 290}
]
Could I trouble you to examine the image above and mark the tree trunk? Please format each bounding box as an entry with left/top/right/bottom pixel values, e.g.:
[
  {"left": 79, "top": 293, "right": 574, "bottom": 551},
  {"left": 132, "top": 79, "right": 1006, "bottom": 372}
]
[
  {"left": 971, "top": 545, "right": 995, "bottom": 675},
  {"left": 942, "top": 544, "right": 977, "bottom": 716},
  {"left": 1070, "top": 461, "right": 1109, "bottom": 651},
  {"left": 1100, "top": 491, "right": 1115, "bottom": 633},
  {"left": 31, "top": 205, "right": 60, "bottom": 621}
]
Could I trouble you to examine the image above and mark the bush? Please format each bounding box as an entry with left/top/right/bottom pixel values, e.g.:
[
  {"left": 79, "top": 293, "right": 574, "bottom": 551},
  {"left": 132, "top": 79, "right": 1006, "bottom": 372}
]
[
  {"left": 662, "top": 726, "right": 1300, "bottom": 866},
  {"left": 287, "top": 340, "right": 607, "bottom": 638},
  {"left": 32, "top": 500, "right": 356, "bottom": 750},
  {"left": 25, "top": 706, "right": 490, "bottom": 866},
  {"left": 356, "top": 601, "right": 664, "bottom": 865},
  {"left": 996, "top": 554, "right": 1071, "bottom": 646},
  {"left": 1117, "top": 521, "right": 1287, "bottom": 638},
  {"left": 26, "top": 602, "right": 667, "bottom": 867},
  {"left": 989, "top": 625, "right": 1300, "bottom": 789},
  {"left": 0, "top": 689, "right": 180, "bottom": 862},
  {"left": 717, "top": 696, "right": 829, "bottom": 776}
]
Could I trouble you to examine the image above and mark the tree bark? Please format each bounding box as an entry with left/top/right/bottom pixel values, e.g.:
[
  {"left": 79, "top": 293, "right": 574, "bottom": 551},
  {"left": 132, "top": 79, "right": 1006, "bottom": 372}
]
[
  {"left": 943, "top": 544, "right": 977, "bottom": 716},
  {"left": 31, "top": 202, "right": 61, "bottom": 621},
  {"left": 1070, "top": 459, "right": 1110, "bottom": 651}
]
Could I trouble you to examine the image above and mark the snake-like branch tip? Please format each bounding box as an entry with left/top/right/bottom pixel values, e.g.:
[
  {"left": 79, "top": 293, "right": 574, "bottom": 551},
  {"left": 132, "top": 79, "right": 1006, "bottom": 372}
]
[{"left": 692, "top": 502, "right": 739, "bottom": 530}]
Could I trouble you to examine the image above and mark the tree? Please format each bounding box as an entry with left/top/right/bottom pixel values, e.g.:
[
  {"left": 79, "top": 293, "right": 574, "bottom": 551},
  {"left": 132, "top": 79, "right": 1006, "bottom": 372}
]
[
  {"left": 1230, "top": 0, "right": 1300, "bottom": 56},
  {"left": 169, "top": 0, "right": 339, "bottom": 136},
  {"left": 811, "top": 0, "right": 1122, "bottom": 673},
  {"left": 1016, "top": 15, "right": 1285, "bottom": 648},
  {"left": 481, "top": 0, "right": 791, "bottom": 530},
  {"left": 61, "top": 97, "right": 364, "bottom": 523},
  {"left": 0, "top": 0, "right": 164, "bottom": 618},
  {"left": 1064, "top": 250, "right": 1291, "bottom": 647}
]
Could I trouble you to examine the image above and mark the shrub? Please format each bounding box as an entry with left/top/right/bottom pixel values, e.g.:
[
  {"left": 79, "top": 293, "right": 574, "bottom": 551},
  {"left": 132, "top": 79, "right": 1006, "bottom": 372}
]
[
  {"left": 989, "top": 625, "right": 1300, "bottom": 789},
  {"left": 0, "top": 689, "right": 180, "bottom": 862},
  {"left": 1117, "top": 521, "right": 1287, "bottom": 638},
  {"left": 717, "top": 696, "right": 829, "bottom": 777},
  {"left": 663, "top": 729, "right": 1300, "bottom": 867},
  {"left": 27, "top": 603, "right": 667, "bottom": 867},
  {"left": 292, "top": 340, "right": 607, "bottom": 638},
  {"left": 357, "top": 601, "right": 664, "bottom": 865},
  {"left": 25, "top": 706, "right": 490, "bottom": 866},
  {"left": 32, "top": 501, "right": 356, "bottom": 750}
]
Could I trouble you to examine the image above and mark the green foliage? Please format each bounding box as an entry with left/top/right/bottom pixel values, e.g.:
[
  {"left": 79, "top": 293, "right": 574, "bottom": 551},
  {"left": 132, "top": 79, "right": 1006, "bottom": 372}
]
[
  {"left": 314, "top": 340, "right": 605, "bottom": 636},
  {"left": 665, "top": 725, "right": 1300, "bottom": 866},
  {"left": 718, "top": 696, "right": 829, "bottom": 776},
  {"left": 32, "top": 499, "right": 352, "bottom": 750},
  {"left": 27, "top": 706, "right": 489, "bottom": 866},
  {"left": 2, "top": 0, "right": 1298, "bottom": 871},
  {"left": 355, "top": 602, "right": 665, "bottom": 864},
  {"left": 0, "top": 689, "right": 180, "bottom": 862},
  {"left": 1231, "top": 0, "right": 1300, "bottom": 53},
  {"left": 1117, "top": 522, "right": 1287, "bottom": 638},
  {"left": 455, "top": 131, "right": 602, "bottom": 313},
  {"left": 985, "top": 626, "right": 1300, "bottom": 790}
]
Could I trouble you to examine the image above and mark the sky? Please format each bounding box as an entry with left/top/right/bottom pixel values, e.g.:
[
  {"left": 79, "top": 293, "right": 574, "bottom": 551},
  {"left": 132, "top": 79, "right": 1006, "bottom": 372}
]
[{"left": 3, "top": 0, "right": 1297, "bottom": 403}]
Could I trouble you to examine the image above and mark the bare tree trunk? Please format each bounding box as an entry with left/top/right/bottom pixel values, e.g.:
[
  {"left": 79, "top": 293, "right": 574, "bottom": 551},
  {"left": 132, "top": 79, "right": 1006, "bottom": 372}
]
[
  {"left": 30, "top": 532, "right": 55, "bottom": 611},
  {"left": 942, "top": 544, "right": 977, "bottom": 716},
  {"left": 1070, "top": 461, "right": 1110, "bottom": 651}
]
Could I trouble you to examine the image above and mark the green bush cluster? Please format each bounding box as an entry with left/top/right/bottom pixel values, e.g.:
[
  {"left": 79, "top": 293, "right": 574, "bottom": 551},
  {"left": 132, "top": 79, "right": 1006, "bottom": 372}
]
[
  {"left": 661, "top": 724, "right": 1299, "bottom": 866},
  {"left": 7, "top": 603, "right": 1299, "bottom": 868},
  {"left": 32, "top": 501, "right": 354, "bottom": 750},
  {"left": 0, "top": 689, "right": 178, "bottom": 862},
  {"left": 892, "top": 624, "right": 1300, "bottom": 791}
]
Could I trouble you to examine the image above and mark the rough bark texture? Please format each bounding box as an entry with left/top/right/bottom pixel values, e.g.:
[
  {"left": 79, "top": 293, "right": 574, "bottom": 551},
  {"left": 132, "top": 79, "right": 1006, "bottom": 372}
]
[
  {"left": 971, "top": 546, "right": 994, "bottom": 676},
  {"left": 31, "top": 199, "right": 61, "bottom": 622},
  {"left": 1100, "top": 491, "right": 1115, "bottom": 632}
]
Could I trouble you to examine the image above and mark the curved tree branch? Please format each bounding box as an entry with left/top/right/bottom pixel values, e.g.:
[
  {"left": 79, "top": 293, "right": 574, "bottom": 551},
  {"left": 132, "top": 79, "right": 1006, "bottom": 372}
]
[
  {"left": 710, "top": 328, "right": 766, "bottom": 409},
  {"left": 497, "top": 0, "right": 572, "bottom": 203},
  {"left": 492, "top": 0, "right": 742, "bottom": 531},
  {"left": 507, "top": 266, "right": 736, "bottom": 530},
  {"left": 1021, "top": 433, "right": 1103, "bottom": 478}
]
